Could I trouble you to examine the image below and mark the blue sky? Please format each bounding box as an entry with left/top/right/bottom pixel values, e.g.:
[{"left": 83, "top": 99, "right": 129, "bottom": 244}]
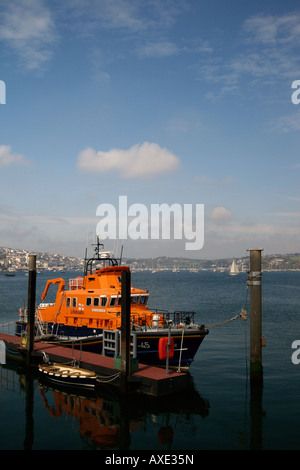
[{"left": 0, "top": 0, "right": 299, "bottom": 260}]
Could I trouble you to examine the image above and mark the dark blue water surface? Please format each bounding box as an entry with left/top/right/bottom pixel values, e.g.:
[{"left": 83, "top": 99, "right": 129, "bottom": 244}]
[{"left": 0, "top": 269, "right": 299, "bottom": 450}]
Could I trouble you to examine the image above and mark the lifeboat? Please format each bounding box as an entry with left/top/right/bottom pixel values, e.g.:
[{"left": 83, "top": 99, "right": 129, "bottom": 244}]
[
  {"left": 38, "top": 363, "right": 98, "bottom": 389},
  {"left": 16, "top": 238, "right": 208, "bottom": 369}
]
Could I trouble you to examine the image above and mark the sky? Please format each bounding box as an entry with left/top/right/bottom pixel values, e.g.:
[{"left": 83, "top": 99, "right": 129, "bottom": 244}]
[{"left": 0, "top": 0, "right": 300, "bottom": 260}]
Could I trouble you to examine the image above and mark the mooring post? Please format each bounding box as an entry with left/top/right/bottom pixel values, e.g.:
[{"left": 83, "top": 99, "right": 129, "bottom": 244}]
[
  {"left": 166, "top": 322, "right": 171, "bottom": 376},
  {"left": 26, "top": 254, "right": 36, "bottom": 367},
  {"left": 248, "top": 249, "right": 263, "bottom": 381},
  {"left": 121, "top": 268, "right": 131, "bottom": 393}
]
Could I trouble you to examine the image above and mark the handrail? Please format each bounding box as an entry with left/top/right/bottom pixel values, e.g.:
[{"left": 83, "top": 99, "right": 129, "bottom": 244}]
[
  {"left": 0, "top": 321, "right": 16, "bottom": 335},
  {"left": 149, "top": 309, "right": 196, "bottom": 326}
]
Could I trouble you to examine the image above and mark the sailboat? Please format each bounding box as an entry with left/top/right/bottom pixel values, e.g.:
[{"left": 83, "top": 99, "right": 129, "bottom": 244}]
[{"left": 229, "top": 259, "right": 239, "bottom": 276}]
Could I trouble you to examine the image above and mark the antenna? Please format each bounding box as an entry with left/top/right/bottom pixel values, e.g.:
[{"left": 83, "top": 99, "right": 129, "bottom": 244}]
[{"left": 120, "top": 240, "right": 124, "bottom": 263}]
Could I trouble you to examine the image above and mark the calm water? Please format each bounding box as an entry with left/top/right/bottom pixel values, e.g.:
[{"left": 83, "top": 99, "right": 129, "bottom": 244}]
[{"left": 0, "top": 269, "right": 299, "bottom": 450}]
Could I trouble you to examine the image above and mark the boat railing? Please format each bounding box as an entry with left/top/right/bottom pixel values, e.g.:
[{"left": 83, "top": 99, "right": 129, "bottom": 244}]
[
  {"left": 131, "top": 310, "right": 196, "bottom": 330},
  {"left": 0, "top": 321, "right": 17, "bottom": 335},
  {"left": 131, "top": 313, "right": 151, "bottom": 329},
  {"left": 151, "top": 309, "right": 196, "bottom": 326},
  {"left": 69, "top": 277, "right": 84, "bottom": 289}
]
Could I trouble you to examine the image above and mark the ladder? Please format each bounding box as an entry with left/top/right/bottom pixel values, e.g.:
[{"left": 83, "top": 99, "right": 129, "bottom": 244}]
[{"left": 102, "top": 330, "right": 137, "bottom": 358}]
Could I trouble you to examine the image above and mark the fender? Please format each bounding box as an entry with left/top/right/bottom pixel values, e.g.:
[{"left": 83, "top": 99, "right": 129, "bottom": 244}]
[{"left": 158, "top": 336, "right": 174, "bottom": 360}]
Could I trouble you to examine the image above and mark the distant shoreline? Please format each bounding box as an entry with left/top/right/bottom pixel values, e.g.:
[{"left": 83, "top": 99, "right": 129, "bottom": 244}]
[{"left": 1, "top": 246, "right": 299, "bottom": 272}]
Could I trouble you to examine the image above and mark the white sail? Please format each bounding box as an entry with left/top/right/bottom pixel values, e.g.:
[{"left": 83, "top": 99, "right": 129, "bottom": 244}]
[{"left": 229, "top": 259, "right": 239, "bottom": 276}]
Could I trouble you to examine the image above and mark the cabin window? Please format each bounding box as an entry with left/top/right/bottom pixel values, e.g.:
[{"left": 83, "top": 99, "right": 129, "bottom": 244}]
[
  {"left": 117, "top": 276, "right": 121, "bottom": 283},
  {"left": 140, "top": 296, "right": 148, "bottom": 305},
  {"left": 72, "top": 297, "right": 77, "bottom": 308},
  {"left": 94, "top": 297, "right": 99, "bottom": 307},
  {"left": 131, "top": 296, "right": 139, "bottom": 304},
  {"left": 101, "top": 296, "right": 107, "bottom": 307},
  {"left": 86, "top": 297, "right": 92, "bottom": 306},
  {"left": 109, "top": 296, "right": 116, "bottom": 307},
  {"left": 66, "top": 297, "right": 71, "bottom": 307}
]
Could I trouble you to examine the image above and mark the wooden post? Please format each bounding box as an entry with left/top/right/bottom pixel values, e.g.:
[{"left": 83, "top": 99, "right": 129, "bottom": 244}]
[
  {"left": 248, "top": 249, "right": 263, "bottom": 381},
  {"left": 26, "top": 254, "right": 36, "bottom": 367},
  {"left": 120, "top": 268, "right": 131, "bottom": 393}
]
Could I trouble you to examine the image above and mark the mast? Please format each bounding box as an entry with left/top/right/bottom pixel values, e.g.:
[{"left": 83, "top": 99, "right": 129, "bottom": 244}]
[{"left": 84, "top": 236, "right": 121, "bottom": 275}]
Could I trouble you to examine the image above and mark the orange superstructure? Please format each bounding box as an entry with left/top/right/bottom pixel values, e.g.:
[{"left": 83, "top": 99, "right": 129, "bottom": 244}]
[{"left": 37, "top": 264, "right": 162, "bottom": 333}]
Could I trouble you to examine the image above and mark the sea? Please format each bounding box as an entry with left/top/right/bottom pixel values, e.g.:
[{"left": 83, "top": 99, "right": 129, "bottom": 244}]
[{"left": 0, "top": 268, "right": 299, "bottom": 452}]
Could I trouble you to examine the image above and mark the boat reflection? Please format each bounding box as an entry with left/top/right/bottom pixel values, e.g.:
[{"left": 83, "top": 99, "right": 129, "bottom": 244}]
[
  {"left": 37, "top": 379, "right": 210, "bottom": 450},
  {"left": 39, "top": 385, "right": 121, "bottom": 448}
]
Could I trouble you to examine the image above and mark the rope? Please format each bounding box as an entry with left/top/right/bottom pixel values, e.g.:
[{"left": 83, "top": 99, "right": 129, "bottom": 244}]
[
  {"left": 96, "top": 372, "right": 121, "bottom": 383},
  {"left": 205, "top": 281, "right": 249, "bottom": 329},
  {"left": 1, "top": 344, "right": 19, "bottom": 354},
  {"left": 205, "top": 309, "right": 247, "bottom": 328},
  {"left": 203, "top": 281, "right": 250, "bottom": 378}
]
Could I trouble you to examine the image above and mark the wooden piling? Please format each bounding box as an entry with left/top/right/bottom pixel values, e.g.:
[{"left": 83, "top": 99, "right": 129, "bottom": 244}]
[
  {"left": 26, "top": 254, "right": 36, "bottom": 367},
  {"left": 248, "top": 249, "right": 263, "bottom": 381},
  {"left": 120, "top": 268, "right": 131, "bottom": 393}
]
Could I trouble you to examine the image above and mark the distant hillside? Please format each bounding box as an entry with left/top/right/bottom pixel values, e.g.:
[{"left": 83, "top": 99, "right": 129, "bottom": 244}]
[
  {"left": 1, "top": 247, "right": 299, "bottom": 272},
  {"left": 125, "top": 253, "right": 300, "bottom": 271}
]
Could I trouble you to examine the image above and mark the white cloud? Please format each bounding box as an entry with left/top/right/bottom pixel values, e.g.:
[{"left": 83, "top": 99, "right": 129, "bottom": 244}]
[
  {"left": 195, "top": 175, "right": 235, "bottom": 184},
  {"left": 136, "top": 41, "right": 179, "bottom": 58},
  {"left": 209, "top": 206, "right": 232, "bottom": 222},
  {"left": 240, "top": 13, "right": 300, "bottom": 81},
  {"left": 77, "top": 142, "right": 180, "bottom": 178},
  {"left": 64, "top": 0, "right": 184, "bottom": 34},
  {"left": 202, "top": 209, "right": 300, "bottom": 259},
  {"left": 0, "top": 0, "right": 57, "bottom": 71},
  {"left": 199, "top": 12, "right": 300, "bottom": 101},
  {"left": 243, "top": 13, "right": 300, "bottom": 46},
  {"left": 269, "top": 110, "right": 300, "bottom": 133},
  {"left": 0, "top": 203, "right": 99, "bottom": 256},
  {"left": 0, "top": 145, "right": 28, "bottom": 167}
]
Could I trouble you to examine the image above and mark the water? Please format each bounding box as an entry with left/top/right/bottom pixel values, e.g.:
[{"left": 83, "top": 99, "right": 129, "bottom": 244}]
[{"left": 0, "top": 269, "right": 300, "bottom": 450}]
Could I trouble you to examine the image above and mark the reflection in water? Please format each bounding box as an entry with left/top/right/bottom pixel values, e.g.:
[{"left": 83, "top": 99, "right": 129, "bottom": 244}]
[
  {"left": 250, "top": 380, "right": 264, "bottom": 450},
  {"left": 39, "top": 384, "right": 121, "bottom": 449},
  {"left": 1, "top": 358, "right": 265, "bottom": 450},
  {"left": 24, "top": 370, "right": 34, "bottom": 450},
  {"left": 1, "top": 360, "right": 210, "bottom": 450},
  {"left": 37, "top": 376, "right": 210, "bottom": 450}
]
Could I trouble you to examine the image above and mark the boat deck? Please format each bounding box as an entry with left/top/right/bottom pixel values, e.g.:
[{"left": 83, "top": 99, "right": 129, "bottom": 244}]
[{"left": 0, "top": 333, "right": 191, "bottom": 397}]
